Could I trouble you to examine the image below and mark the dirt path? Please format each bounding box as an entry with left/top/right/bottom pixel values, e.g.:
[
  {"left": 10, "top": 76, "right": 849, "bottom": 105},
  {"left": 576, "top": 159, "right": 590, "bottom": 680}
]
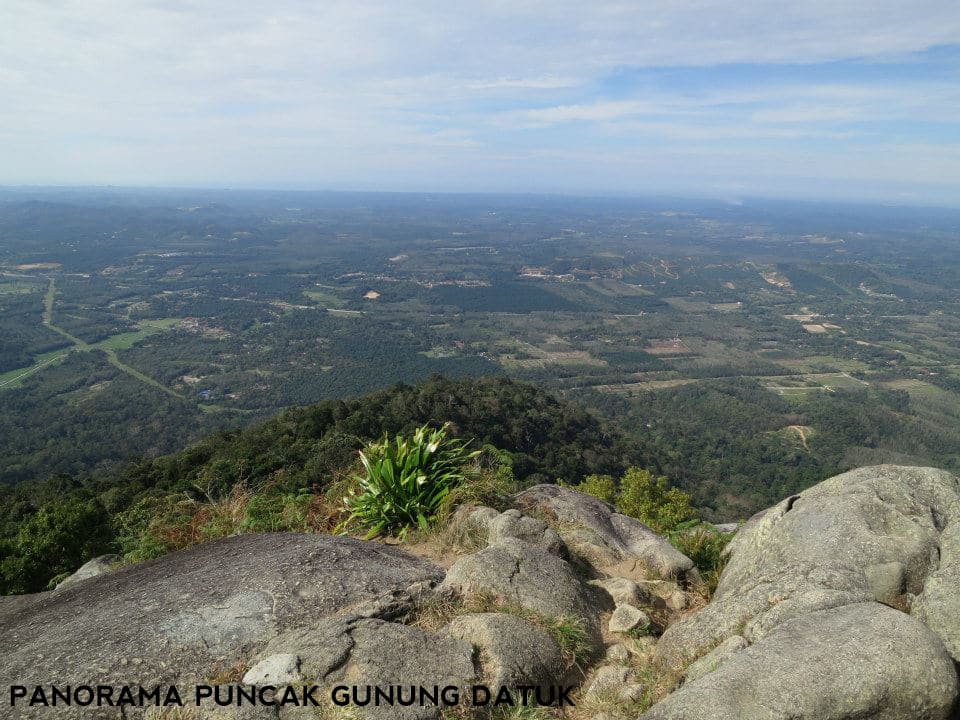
[
  {"left": 39, "top": 276, "right": 184, "bottom": 399},
  {"left": 787, "top": 425, "right": 810, "bottom": 450}
]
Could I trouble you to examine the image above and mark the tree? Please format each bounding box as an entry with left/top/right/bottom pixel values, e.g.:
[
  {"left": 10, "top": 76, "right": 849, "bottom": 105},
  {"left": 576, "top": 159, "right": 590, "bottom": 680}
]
[
  {"left": 0, "top": 494, "right": 113, "bottom": 594},
  {"left": 617, "top": 467, "right": 697, "bottom": 533}
]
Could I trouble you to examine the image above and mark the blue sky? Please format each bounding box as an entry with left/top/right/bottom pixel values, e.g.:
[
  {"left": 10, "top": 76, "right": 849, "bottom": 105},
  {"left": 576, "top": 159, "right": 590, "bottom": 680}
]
[{"left": 2, "top": 1, "right": 960, "bottom": 205}]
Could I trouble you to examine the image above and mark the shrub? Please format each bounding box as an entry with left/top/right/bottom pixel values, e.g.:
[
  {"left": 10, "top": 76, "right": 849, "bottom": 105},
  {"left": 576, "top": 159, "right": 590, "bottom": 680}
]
[
  {"left": 575, "top": 467, "right": 731, "bottom": 594},
  {"left": 342, "top": 423, "right": 479, "bottom": 538},
  {"left": 0, "top": 494, "right": 113, "bottom": 594},
  {"left": 615, "top": 467, "right": 697, "bottom": 534},
  {"left": 577, "top": 473, "right": 617, "bottom": 503},
  {"left": 115, "top": 483, "right": 345, "bottom": 563},
  {"left": 441, "top": 445, "right": 518, "bottom": 513},
  {"left": 668, "top": 522, "right": 733, "bottom": 596}
]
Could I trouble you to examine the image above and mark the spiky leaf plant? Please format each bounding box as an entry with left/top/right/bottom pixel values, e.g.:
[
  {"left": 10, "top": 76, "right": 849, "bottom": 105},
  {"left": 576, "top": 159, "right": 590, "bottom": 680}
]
[{"left": 343, "top": 423, "right": 480, "bottom": 539}]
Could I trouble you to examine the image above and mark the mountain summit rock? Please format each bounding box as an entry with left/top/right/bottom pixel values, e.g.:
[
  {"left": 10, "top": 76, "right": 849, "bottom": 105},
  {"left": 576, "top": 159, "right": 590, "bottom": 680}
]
[{"left": 3, "top": 466, "right": 960, "bottom": 719}]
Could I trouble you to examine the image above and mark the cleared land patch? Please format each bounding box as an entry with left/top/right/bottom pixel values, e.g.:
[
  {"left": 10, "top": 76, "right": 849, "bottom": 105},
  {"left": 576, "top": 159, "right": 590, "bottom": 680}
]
[
  {"left": 498, "top": 340, "right": 606, "bottom": 369},
  {"left": 93, "top": 318, "right": 182, "bottom": 351},
  {"left": 646, "top": 338, "right": 692, "bottom": 355},
  {"left": 303, "top": 287, "right": 346, "bottom": 308},
  {"left": 592, "top": 378, "right": 697, "bottom": 395},
  {"left": 14, "top": 263, "right": 62, "bottom": 270},
  {"left": 664, "top": 297, "right": 742, "bottom": 313}
]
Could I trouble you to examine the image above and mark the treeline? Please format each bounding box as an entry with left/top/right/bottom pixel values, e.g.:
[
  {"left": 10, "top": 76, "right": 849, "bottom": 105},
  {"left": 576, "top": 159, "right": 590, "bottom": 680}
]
[
  {"left": 7, "top": 372, "right": 960, "bottom": 595},
  {"left": 581, "top": 377, "right": 960, "bottom": 520},
  {"left": 0, "top": 376, "right": 621, "bottom": 594}
]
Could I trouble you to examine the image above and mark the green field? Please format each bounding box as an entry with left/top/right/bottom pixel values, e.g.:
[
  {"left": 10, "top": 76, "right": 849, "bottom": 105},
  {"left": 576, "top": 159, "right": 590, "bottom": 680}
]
[
  {"left": 93, "top": 318, "right": 182, "bottom": 351},
  {"left": 0, "top": 348, "right": 73, "bottom": 390},
  {"left": 304, "top": 287, "right": 346, "bottom": 308}
]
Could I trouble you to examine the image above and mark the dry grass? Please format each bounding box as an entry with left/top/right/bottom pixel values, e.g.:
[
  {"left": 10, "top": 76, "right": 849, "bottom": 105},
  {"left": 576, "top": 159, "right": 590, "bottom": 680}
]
[
  {"left": 411, "top": 591, "right": 594, "bottom": 675},
  {"left": 570, "top": 638, "right": 682, "bottom": 720},
  {"left": 119, "top": 472, "right": 359, "bottom": 563},
  {"left": 204, "top": 658, "right": 249, "bottom": 685}
]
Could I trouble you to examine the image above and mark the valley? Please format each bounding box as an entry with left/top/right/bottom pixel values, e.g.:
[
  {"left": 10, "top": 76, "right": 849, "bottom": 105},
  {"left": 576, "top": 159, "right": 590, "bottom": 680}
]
[{"left": 3, "top": 189, "right": 960, "bottom": 518}]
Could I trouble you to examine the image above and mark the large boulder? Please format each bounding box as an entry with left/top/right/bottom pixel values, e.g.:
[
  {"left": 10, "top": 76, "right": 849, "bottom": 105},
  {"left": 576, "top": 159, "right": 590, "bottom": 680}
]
[
  {"left": 642, "top": 603, "right": 958, "bottom": 720},
  {"left": 53, "top": 553, "right": 120, "bottom": 592},
  {"left": 913, "top": 518, "right": 960, "bottom": 662},
  {"left": 0, "top": 533, "right": 445, "bottom": 719},
  {"left": 440, "top": 537, "right": 603, "bottom": 649},
  {"left": 657, "top": 465, "right": 960, "bottom": 667},
  {"left": 442, "top": 613, "right": 566, "bottom": 689},
  {"left": 446, "top": 504, "right": 564, "bottom": 555},
  {"left": 262, "top": 615, "right": 477, "bottom": 720},
  {"left": 513, "top": 484, "right": 694, "bottom": 582}
]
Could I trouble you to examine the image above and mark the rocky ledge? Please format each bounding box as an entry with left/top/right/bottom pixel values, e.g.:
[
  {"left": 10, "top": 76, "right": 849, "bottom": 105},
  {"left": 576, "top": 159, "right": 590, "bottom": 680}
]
[{"left": 1, "top": 466, "right": 959, "bottom": 720}]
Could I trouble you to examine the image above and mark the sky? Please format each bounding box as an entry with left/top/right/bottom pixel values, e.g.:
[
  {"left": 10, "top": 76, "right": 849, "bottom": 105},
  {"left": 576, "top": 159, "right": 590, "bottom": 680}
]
[{"left": 2, "top": 1, "right": 960, "bottom": 205}]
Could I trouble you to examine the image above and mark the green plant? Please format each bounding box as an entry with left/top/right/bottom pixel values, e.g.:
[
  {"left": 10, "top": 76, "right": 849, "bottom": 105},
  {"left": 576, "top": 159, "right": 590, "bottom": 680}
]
[
  {"left": 442, "top": 445, "right": 518, "bottom": 512},
  {"left": 0, "top": 494, "right": 113, "bottom": 594},
  {"left": 541, "top": 614, "right": 593, "bottom": 672},
  {"left": 115, "top": 483, "right": 341, "bottom": 564},
  {"left": 489, "top": 705, "right": 558, "bottom": 719},
  {"left": 577, "top": 474, "right": 617, "bottom": 503},
  {"left": 615, "top": 468, "right": 697, "bottom": 534},
  {"left": 668, "top": 522, "right": 733, "bottom": 596},
  {"left": 626, "top": 621, "right": 654, "bottom": 639},
  {"left": 342, "top": 423, "right": 480, "bottom": 538}
]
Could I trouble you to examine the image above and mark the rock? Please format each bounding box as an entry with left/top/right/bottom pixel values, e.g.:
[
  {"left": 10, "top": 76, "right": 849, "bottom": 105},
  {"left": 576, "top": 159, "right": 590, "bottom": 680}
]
[
  {"left": 278, "top": 616, "right": 477, "bottom": 720},
  {"left": 608, "top": 604, "right": 649, "bottom": 634},
  {"left": 585, "top": 664, "right": 631, "bottom": 699},
  {"left": 446, "top": 506, "right": 563, "bottom": 555},
  {"left": 656, "top": 465, "right": 960, "bottom": 667},
  {"left": 53, "top": 554, "right": 120, "bottom": 592},
  {"left": 641, "top": 603, "right": 958, "bottom": 720},
  {"left": 0, "top": 533, "right": 445, "bottom": 719},
  {"left": 459, "top": 505, "right": 502, "bottom": 527},
  {"left": 912, "top": 518, "right": 960, "bottom": 661},
  {"left": 863, "top": 561, "right": 907, "bottom": 604},
  {"left": 620, "top": 683, "right": 647, "bottom": 701},
  {"left": 605, "top": 643, "right": 630, "bottom": 662},
  {"left": 665, "top": 590, "right": 689, "bottom": 611},
  {"left": 0, "top": 593, "right": 44, "bottom": 624},
  {"left": 487, "top": 508, "right": 565, "bottom": 555},
  {"left": 682, "top": 636, "right": 747, "bottom": 684},
  {"left": 589, "top": 576, "right": 650, "bottom": 607},
  {"left": 443, "top": 612, "right": 566, "bottom": 688},
  {"left": 440, "top": 537, "right": 602, "bottom": 648},
  {"left": 710, "top": 523, "right": 739, "bottom": 534},
  {"left": 514, "top": 484, "right": 695, "bottom": 581},
  {"left": 638, "top": 579, "right": 680, "bottom": 598},
  {"left": 242, "top": 653, "right": 301, "bottom": 685},
  {"left": 446, "top": 505, "right": 499, "bottom": 549}
]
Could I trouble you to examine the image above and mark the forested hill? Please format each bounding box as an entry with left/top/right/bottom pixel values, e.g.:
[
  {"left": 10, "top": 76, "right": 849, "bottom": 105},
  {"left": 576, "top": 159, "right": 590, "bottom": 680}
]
[
  {"left": 111, "top": 374, "right": 621, "bottom": 501},
  {"left": 0, "top": 376, "right": 625, "bottom": 593}
]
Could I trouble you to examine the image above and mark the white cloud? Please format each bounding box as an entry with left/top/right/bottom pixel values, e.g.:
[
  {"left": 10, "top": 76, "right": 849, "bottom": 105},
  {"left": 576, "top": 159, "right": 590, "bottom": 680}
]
[
  {"left": 494, "top": 101, "right": 666, "bottom": 128},
  {"left": 1, "top": 0, "right": 959, "bottom": 201}
]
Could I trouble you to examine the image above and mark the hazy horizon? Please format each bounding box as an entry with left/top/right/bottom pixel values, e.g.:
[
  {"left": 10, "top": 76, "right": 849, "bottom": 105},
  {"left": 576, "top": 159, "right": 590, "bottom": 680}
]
[{"left": 3, "top": 1, "right": 960, "bottom": 206}]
